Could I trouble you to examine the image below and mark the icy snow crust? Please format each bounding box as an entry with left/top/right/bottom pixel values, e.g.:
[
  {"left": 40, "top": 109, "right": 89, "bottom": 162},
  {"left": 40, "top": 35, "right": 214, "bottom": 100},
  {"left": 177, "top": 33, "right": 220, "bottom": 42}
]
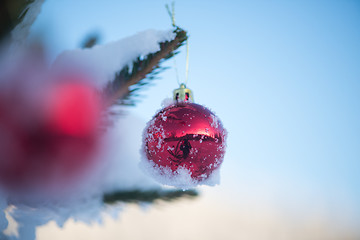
[
  {"left": 53, "top": 29, "right": 176, "bottom": 88},
  {"left": 140, "top": 101, "right": 227, "bottom": 189}
]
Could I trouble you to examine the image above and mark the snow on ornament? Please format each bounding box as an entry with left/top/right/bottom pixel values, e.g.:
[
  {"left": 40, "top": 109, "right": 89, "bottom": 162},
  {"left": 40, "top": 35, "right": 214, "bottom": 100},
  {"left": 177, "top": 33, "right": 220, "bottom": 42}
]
[{"left": 141, "top": 84, "right": 227, "bottom": 188}]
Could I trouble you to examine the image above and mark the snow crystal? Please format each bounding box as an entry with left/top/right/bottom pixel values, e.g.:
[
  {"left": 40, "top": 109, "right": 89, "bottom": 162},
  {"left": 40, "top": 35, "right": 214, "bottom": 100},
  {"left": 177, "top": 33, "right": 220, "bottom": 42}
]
[
  {"left": 1, "top": 196, "right": 105, "bottom": 240},
  {"left": 159, "top": 111, "right": 168, "bottom": 122},
  {"left": 52, "top": 29, "right": 176, "bottom": 88},
  {"left": 0, "top": 195, "right": 8, "bottom": 236},
  {"left": 3, "top": 206, "right": 21, "bottom": 239},
  {"left": 210, "top": 113, "right": 219, "bottom": 129},
  {"left": 161, "top": 97, "right": 176, "bottom": 108}
]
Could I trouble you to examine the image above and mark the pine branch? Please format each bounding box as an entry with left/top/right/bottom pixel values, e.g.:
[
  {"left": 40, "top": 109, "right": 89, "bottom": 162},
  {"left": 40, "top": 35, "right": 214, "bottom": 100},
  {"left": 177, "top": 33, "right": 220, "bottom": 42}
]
[
  {"left": 104, "top": 27, "right": 188, "bottom": 106},
  {"left": 103, "top": 189, "right": 198, "bottom": 204},
  {"left": 81, "top": 33, "right": 100, "bottom": 49}
]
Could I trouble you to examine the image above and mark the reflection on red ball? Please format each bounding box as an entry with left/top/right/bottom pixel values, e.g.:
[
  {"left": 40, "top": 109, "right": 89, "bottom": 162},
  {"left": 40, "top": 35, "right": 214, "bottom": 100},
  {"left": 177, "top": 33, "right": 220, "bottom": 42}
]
[
  {"left": 0, "top": 80, "right": 102, "bottom": 194},
  {"left": 143, "top": 102, "right": 227, "bottom": 182}
]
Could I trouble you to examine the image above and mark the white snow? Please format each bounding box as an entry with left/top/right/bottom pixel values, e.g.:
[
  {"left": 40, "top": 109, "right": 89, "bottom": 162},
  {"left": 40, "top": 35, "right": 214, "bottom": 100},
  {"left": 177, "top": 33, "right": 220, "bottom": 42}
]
[
  {"left": 161, "top": 98, "right": 176, "bottom": 108},
  {"left": 52, "top": 29, "right": 176, "bottom": 89},
  {"left": 98, "top": 109, "right": 160, "bottom": 193},
  {"left": 0, "top": 195, "right": 8, "bottom": 238},
  {"left": 210, "top": 113, "right": 219, "bottom": 129},
  {"left": 139, "top": 154, "right": 220, "bottom": 189}
]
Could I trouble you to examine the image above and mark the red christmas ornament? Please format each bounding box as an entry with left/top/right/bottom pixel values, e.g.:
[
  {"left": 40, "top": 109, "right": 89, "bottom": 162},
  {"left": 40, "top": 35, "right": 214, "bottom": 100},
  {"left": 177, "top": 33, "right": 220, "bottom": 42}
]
[
  {"left": 0, "top": 77, "right": 103, "bottom": 194},
  {"left": 142, "top": 84, "right": 226, "bottom": 186},
  {"left": 45, "top": 80, "right": 102, "bottom": 137}
]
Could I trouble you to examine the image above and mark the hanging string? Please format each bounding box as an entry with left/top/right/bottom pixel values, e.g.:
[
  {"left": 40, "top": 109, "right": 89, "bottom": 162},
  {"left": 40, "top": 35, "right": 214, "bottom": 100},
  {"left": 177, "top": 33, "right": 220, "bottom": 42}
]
[
  {"left": 165, "top": 2, "right": 176, "bottom": 27},
  {"left": 166, "top": 2, "right": 190, "bottom": 86},
  {"left": 173, "top": 50, "right": 181, "bottom": 85},
  {"left": 166, "top": 2, "right": 179, "bottom": 84},
  {"left": 185, "top": 40, "right": 189, "bottom": 85}
]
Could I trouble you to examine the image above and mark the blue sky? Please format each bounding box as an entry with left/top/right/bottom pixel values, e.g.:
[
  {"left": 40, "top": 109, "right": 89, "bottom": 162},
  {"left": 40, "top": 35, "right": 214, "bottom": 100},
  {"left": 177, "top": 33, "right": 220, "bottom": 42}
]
[{"left": 30, "top": 0, "right": 360, "bottom": 237}]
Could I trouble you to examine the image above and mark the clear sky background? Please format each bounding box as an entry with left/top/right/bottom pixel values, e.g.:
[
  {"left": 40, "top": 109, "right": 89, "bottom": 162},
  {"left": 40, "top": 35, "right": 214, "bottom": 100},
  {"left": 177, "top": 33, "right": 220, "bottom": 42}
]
[{"left": 29, "top": 0, "right": 360, "bottom": 239}]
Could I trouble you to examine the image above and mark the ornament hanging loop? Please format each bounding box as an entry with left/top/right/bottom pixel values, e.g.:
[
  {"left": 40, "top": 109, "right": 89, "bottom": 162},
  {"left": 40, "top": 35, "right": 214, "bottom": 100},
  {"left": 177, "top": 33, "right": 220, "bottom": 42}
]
[
  {"left": 166, "top": 2, "right": 191, "bottom": 99},
  {"left": 185, "top": 40, "right": 189, "bottom": 85},
  {"left": 173, "top": 83, "right": 194, "bottom": 102}
]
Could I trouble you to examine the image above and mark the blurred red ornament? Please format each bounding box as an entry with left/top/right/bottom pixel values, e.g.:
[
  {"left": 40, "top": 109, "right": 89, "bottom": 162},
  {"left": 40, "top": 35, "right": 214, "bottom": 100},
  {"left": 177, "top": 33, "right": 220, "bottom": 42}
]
[
  {"left": 143, "top": 101, "right": 226, "bottom": 182},
  {"left": 45, "top": 80, "right": 102, "bottom": 137},
  {"left": 0, "top": 78, "right": 103, "bottom": 194}
]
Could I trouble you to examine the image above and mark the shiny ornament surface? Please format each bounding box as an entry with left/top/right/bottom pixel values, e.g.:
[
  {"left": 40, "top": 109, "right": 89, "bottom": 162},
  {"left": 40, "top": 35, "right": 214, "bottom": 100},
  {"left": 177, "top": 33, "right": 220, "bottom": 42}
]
[{"left": 143, "top": 102, "right": 226, "bottom": 183}]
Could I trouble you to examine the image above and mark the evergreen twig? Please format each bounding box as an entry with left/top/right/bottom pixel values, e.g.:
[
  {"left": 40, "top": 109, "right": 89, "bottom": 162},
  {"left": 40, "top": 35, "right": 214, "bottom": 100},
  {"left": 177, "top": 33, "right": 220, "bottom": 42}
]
[
  {"left": 104, "top": 27, "right": 188, "bottom": 106},
  {"left": 103, "top": 189, "right": 198, "bottom": 204}
]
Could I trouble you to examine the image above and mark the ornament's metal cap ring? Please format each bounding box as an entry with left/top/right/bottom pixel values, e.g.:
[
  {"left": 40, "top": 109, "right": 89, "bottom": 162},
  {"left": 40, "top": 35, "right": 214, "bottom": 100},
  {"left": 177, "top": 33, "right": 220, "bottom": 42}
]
[{"left": 173, "top": 83, "right": 194, "bottom": 102}]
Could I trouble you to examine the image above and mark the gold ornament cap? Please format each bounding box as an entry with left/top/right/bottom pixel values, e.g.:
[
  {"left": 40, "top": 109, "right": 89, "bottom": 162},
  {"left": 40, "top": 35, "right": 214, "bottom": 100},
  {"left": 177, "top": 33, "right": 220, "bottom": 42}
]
[{"left": 173, "top": 83, "right": 194, "bottom": 102}]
